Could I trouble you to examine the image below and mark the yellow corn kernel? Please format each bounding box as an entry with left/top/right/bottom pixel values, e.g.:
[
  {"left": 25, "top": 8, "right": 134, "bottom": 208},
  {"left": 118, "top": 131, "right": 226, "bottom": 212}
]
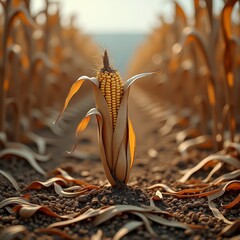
[{"left": 97, "top": 51, "right": 123, "bottom": 131}]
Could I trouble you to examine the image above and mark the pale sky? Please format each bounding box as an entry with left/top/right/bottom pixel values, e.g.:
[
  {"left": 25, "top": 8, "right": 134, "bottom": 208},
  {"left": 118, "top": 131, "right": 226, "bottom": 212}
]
[{"left": 31, "top": 0, "right": 224, "bottom": 34}]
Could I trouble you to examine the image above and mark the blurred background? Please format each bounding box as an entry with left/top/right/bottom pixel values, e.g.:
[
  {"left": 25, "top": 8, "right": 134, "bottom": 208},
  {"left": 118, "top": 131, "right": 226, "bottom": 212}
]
[
  {"left": 30, "top": 0, "right": 224, "bottom": 75},
  {"left": 1, "top": 0, "right": 238, "bottom": 149}
]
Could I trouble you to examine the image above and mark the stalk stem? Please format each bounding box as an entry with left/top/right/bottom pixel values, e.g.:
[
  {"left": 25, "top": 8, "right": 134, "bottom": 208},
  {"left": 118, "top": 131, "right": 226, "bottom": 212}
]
[{"left": 0, "top": 1, "right": 11, "bottom": 132}]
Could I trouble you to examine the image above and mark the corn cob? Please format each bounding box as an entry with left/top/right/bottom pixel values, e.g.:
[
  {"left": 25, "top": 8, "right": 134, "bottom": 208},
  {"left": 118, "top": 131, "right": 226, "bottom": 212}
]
[{"left": 96, "top": 51, "right": 124, "bottom": 131}]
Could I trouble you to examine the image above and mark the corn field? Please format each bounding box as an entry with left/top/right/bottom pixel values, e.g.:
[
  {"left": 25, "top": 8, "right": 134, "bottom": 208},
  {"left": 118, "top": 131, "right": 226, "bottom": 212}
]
[{"left": 0, "top": 0, "right": 240, "bottom": 239}]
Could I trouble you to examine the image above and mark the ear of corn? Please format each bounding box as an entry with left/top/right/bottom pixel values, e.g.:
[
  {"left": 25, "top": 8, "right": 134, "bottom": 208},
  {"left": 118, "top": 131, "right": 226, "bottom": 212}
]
[{"left": 96, "top": 51, "right": 124, "bottom": 131}]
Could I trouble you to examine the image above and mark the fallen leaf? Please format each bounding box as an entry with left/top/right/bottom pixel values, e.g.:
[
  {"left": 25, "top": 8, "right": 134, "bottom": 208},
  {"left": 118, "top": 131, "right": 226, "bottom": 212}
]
[
  {"left": 202, "top": 162, "right": 223, "bottom": 183},
  {"left": 208, "top": 180, "right": 240, "bottom": 224},
  {"left": 0, "top": 148, "right": 46, "bottom": 175},
  {"left": 147, "top": 211, "right": 197, "bottom": 230},
  {"left": 0, "top": 169, "right": 20, "bottom": 191},
  {"left": 48, "top": 204, "right": 199, "bottom": 238},
  {"left": 0, "top": 197, "right": 33, "bottom": 209},
  {"left": 178, "top": 135, "right": 213, "bottom": 158},
  {"left": 222, "top": 193, "right": 240, "bottom": 209},
  {"left": 219, "top": 220, "right": 240, "bottom": 237},
  {"left": 113, "top": 221, "right": 143, "bottom": 240},
  {"left": 6, "top": 141, "right": 51, "bottom": 162},
  {"left": 131, "top": 212, "right": 156, "bottom": 236},
  {"left": 25, "top": 177, "right": 67, "bottom": 190},
  {"left": 93, "top": 205, "right": 170, "bottom": 226},
  {"left": 179, "top": 154, "right": 240, "bottom": 183},
  {"left": 53, "top": 183, "right": 83, "bottom": 197},
  {"left": 12, "top": 204, "right": 73, "bottom": 219},
  {"left": 36, "top": 228, "right": 74, "bottom": 240},
  {"left": 91, "top": 229, "right": 103, "bottom": 240},
  {"left": 0, "top": 225, "right": 29, "bottom": 240},
  {"left": 213, "top": 169, "right": 240, "bottom": 185},
  {"left": 25, "top": 132, "right": 47, "bottom": 155},
  {"left": 50, "top": 168, "right": 92, "bottom": 187},
  {"left": 48, "top": 208, "right": 102, "bottom": 228},
  {"left": 176, "top": 128, "right": 200, "bottom": 144}
]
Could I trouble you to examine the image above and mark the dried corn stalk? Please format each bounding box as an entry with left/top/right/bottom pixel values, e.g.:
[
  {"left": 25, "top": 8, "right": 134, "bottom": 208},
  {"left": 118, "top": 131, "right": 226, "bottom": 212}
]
[
  {"left": 0, "top": 0, "right": 98, "bottom": 176},
  {"left": 55, "top": 51, "right": 157, "bottom": 186}
]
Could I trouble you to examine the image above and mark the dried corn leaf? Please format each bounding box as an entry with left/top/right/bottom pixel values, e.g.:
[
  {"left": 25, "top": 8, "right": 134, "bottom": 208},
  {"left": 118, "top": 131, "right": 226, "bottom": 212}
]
[
  {"left": 202, "top": 162, "right": 223, "bottom": 183},
  {"left": 223, "top": 194, "right": 240, "bottom": 209},
  {"left": 213, "top": 169, "right": 240, "bottom": 185},
  {"left": 144, "top": 213, "right": 190, "bottom": 230},
  {"left": 54, "top": 76, "right": 99, "bottom": 123},
  {"left": 147, "top": 183, "right": 177, "bottom": 193},
  {"left": 68, "top": 97, "right": 115, "bottom": 183},
  {"left": 93, "top": 85, "right": 113, "bottom": 170},
  {"left": 54, "top": 183, "right": 83, "bottom": 197},
  {"left": 25, "top": 132, "right": 47, "bottom": 155},
  {"left": 219, "top": 220, "right": 240, "bottom": 237},
  {"left": 112, "top": 72, "right": 158, "bottom": 182},
  {"left": 0, "top": 197, "right": 33, "bottom": 209},
  {"left": 221, "top": 0, "right": 238, "bottom": 41},
  {"left": 12, "top": 204, "right": 71, "bottom": 219},
  {"left": 74, "top": 108, "right": 116, "bottom": 186},
  {"left": 179, "top": 154, "right": 240, "bottom": 183},
  {"left": 68, "top": 109, "right": 93, "bottom": 154},
  {"left": 128, "top": 118, "right": 136, "bottom": 169},
  {"left": 50, "top": 168, "right": 92, "bottom": 187},
  {"left": 131, "top": 212, "right": 156, "bottom": 236},
  {"left": 142, "top": 205, "right": 172, "bottom": 216},
  {"left": 8, "top": 6, "right": 37, "bottom": 33},
  {"left": 0, "top": 196, "right": 74, "bottom": 219},
  {"left": 208, "top": 180, "right": 240, "bottom": 224},
  {"left": 0, "top": 169, "right": 20, "bottom": 191},
  {"left": 63, "top": 186, "right": 81, "bottom": 191},
  {"left": 164, "top": 189, "right": 220, "bottom": 198},
  {"left": 36, "top": 228, "right": 74, "bottom": 240},
  {"left": 178, "top": 135, "right": 213, "bottom": 157},
  {"left": 93, "top": 205, "right": 170, "bottom": 226},
  {"left": 25, "top": 177, "right": 67, "bottom": 190},
  {"left": 22, "top": 193, "right": 31, "bottom": 200},
  {"left": 48, "top": 208, "right": 102, "bottom": 228},
  {"left": 175, "top": 1, "right": 187, "bottom": 25},
  {"left": 48, "top": 203, "right": 198, "bottom": 237},
  {"left": 181, "top": 29, "right": 217, "bottom": 108},
  {"left": 176, "top": 128, "right": 200, "bottom": 144},
  {"left": 113, "top": 221, "right": 144, "bottom": 240},
  {"left": 181, "top": 28, "right": 211, "bottom": 70},
  {"left": 0, "top": 225, "right": 28, "bottom": 240},
  {"left": 158, "top": 115, "right": 180, "bottom": 136},
  {"left": 124, "top": 72, "right": 157, "bottom": 89},
  {"left": 13, "top": 204, "right": 55, "bottom": 218},
  {"left": 148, "top": 182, "right": 218, "bottom": 198},
  {"left": 225, "top": 142, "right": 240, "bottom": 155},
  {"left": 91, "top": 230, "right": 103, "bottom": 240},
  {"left": 0, "top": 148, "right": 46, "bottom": 175},
  {"left": 49, "top": 204, "right": 172, "bottom": 230},
  {"left": 6, "top": 142, "right": 51, "bottom": 161}
]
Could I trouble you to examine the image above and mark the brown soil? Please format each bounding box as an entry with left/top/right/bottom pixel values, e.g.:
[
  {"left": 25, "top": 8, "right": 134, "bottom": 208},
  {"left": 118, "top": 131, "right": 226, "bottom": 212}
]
[{"left": 0, "top": 89, "right": 239, "bottom": 240}]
